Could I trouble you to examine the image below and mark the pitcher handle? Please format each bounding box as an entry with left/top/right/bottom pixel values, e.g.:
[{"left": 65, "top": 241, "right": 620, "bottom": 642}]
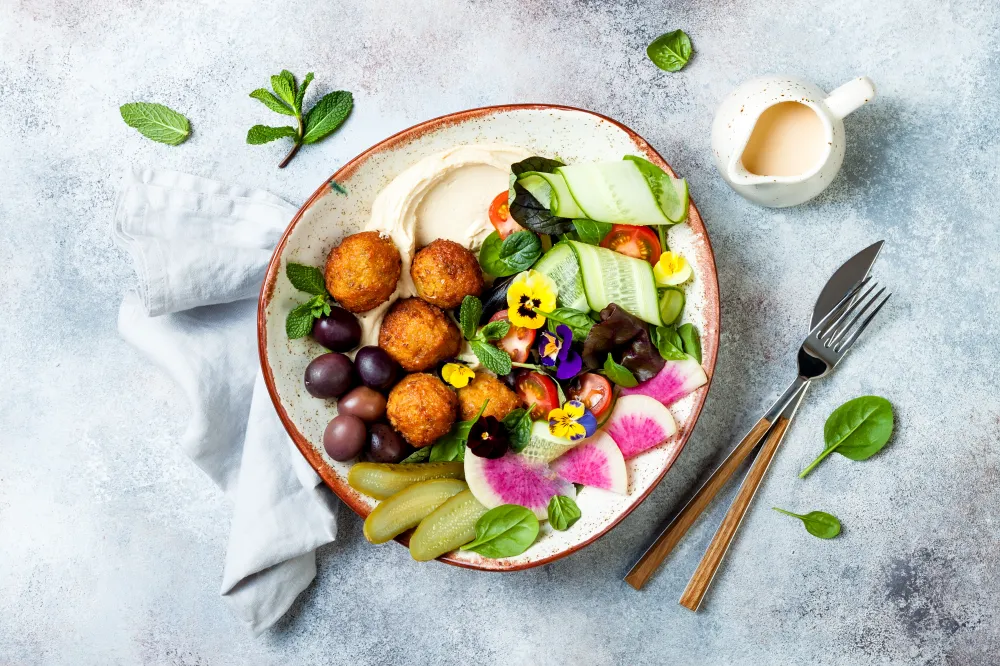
[{"left": 824, "top": 77, "right": 877, "bottom": 120}]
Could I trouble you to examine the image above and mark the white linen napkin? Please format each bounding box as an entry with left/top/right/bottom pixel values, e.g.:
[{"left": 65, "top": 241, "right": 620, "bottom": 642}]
[{"left": 112, "top": 166, "right": 338, "bottom": 634}]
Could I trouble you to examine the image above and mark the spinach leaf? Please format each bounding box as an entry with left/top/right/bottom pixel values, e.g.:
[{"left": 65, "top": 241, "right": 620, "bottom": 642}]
[
  {"left": 573, "top": 219, "right": 612, "bottom": 246},
  {"left": 547, "top": 495, "right": 581, "bottom": 531},
  {"left": 509, "top": 182, "right": 576, "bottom": 235},
  {"left": 459, "top": 295, "right": 482, "bottom": 341},
  {"left": 399, "top": 447, "right": 432, "bottom": 464},
  {"left": 429, "top": 400, "right": 489, "bottom": 462},
  {"left": 773, "top": 508, "right": 842, "bottom": 539},
  {"left": 545, "top": 307, "right": 595, "bottom": 340},
  {"left": 647, "top": 29, "right": 693, "bottom": 73},
  {"left": 651, "top": 325, "right": 687, "bottom": 361},
  {"left": 799, "top": 396, "right": 894, "bottom": 477},
  {"left": 677, "top": 323, "right": 702, "bottom": 363},
  {"left": 461, "top": 504, "right": 540, "bottom": 558},
  {"left": 502, "top": 408, "right": 533, "bottom": 453},
  {"left": 604, "top": 353, "right": 639, "bottom": 388},
  {"left": 498, "top": 231, "right": 542, "bottom": 271}
]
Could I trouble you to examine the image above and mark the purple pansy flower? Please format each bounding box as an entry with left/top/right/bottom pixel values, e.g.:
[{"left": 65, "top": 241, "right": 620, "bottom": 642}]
[{"left": 537, "top": 324, "right": 583, "bottom": 380}]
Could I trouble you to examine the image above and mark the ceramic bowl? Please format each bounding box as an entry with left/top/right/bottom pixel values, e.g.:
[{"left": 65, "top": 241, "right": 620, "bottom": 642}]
[{"left": 258, "top": 104, "right": 719, "bottom": 570}]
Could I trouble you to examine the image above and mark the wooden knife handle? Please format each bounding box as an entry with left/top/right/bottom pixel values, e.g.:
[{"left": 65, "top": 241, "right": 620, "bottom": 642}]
[
  {"left": 678, "top": 415, "right": 792, "bottom": 611},
  {"left": 624, "top": 417, "right": 773, "bottom": 591}
]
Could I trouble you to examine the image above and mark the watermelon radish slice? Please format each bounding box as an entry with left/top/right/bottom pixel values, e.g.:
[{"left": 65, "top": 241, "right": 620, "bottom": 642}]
[
  {"left": 552, "top": 432, "right": 628, "bottom": 494},
  {"left": 465, "top": 450, "right": 575, "bottom": 519},
  {"left": 604, "top": 395, "right": 678, "bottom": 459},
  {"left": 620, "top": 357, "right": 707, "bottom": 407}
]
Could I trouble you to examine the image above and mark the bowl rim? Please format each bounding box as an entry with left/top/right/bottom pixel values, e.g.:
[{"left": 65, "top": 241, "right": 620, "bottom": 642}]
[{"left": 257, "top": 103, "right": 720, "bottom": 571}]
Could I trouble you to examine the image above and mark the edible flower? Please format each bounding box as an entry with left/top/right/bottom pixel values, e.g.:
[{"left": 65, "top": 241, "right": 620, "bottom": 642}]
[
  {"left": 653, "top": 251, "right": 693, "bottom": 286},
  {"left": 537, "top": 324, "right": 583, "bottom": 380},
  {"left": 441, "top": 362, "right": 475, "bottom": 388},
  {"left": 467, "top": 416, "right": 510, "bottom": 459},
  {"left": 506, "top": 270, "right": 557, "bottom": 329},
  {"left": 547, "top": 399, "right": 598, "bottom": 442}
]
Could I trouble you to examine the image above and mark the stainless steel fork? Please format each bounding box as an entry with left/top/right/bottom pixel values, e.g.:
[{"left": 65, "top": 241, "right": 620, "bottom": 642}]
[{"left": 677, "top": 278, "right": 891, "bottom": 610}]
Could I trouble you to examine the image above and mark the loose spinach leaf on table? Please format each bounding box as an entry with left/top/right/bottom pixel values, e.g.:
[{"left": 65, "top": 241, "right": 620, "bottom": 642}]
[
  {"left": 647, "top": 30, "right": 693, "bottom": 73},
  {"left": 604, "top": 353, "right": 639, "bottom": 388},
  {"left": 773, "top": 508, "right": 842, "bottom": 539},
  {"left": 462, "top": 504, "right": 540, "bottom": 558},
  {"left": 677, "top": 323, "right": 702, "bottom": 363},
  {"left": 799, "top": 396, "right": 894, "bottom": 478},
  {"left": 573, "top": 219, "right": 612, "bottom": 246},
  {"left": 547, "top": 495, "right": 582, "bottom": 531}
]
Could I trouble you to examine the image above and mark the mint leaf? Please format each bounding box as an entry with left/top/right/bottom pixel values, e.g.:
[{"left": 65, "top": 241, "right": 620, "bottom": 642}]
[
  {"left": 120, "top": 102, "right": 190, "bottom": 146},
  {"left": 307, "top": 294, "right": 328, "bottom": 318},
  {"left": 247, "top": 125, "right": 298, "bottom": 145},
  {"left": 271, "top": 70, "right": 297, "bottom": 106},
  {"left": 249, "top": 88, "right": 294, "bottom": 116},
  {"left": 302, "top": 91, "right": 353, "bottom": 144},
  {"left": 459, "top": 296, "right": 482, "bottom": 341},
  {"left": 471, "top": 340, "right": 512, "bottom": 376},
  {"left": 480, "top": 320, "right": 510, "bottom": 342},
  {"left": 294, "top": 72, "right": 314, "bottom": 112},
  {"left": 604, "top": 353, "right": 638, "bottom": 387},
  {"left": 286, "top": 262, "right": 328, "bottom": 295},
  {"left": 286, "top": 302, "right": 315, "bottom": 339}
]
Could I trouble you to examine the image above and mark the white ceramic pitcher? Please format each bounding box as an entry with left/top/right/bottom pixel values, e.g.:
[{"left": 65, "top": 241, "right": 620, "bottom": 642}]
[{"left": 711, "top": 76, "right": 876, "bottom": 207}]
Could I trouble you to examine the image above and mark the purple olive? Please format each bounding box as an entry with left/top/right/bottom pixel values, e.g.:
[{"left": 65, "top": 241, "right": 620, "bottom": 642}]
[
  {"left": 365, "top": 423, "right": 412, "bottom": 463},
  {"left": 337, "top": 386, "right": 387, "bottom": 423},
  {"left": 304, "top": 353, "right": 355, "bottom": 399},
  {"left": 324, "top": 414, "right": 367, "bottom": 461},
  {"left": 313, "top": 307, "right": 362, "bottom": 352},
  {"left": 354, "top": 346, "right": 400, "bottom": 391}
]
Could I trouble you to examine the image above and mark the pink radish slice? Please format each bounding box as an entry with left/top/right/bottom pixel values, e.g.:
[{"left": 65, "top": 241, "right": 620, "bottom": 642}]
[
  {"left": 620, "top": 357, "right": 707, "bottom": 407},
  {"left": 552, "top": 432, "right": 628, "bottom": 494},
  {"left": 465, "top": 450, "right": 575, "bottom": 519},
  {"left": 604, "top": 395, "right": 678, "bottom": 459}
]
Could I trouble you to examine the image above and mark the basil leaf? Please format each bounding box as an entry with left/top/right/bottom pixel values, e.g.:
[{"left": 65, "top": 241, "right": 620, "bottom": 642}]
[
  {"left": 604, "top": 353, "right": 638, "bottom": 388},
  {"left": 773, "top": 508, "right": 842, "bottom": 539},
  {"left": 647, "top": 29, "right": 693, "bottom": 73},
  {"left": 286, "top": 262, "right": 328, "bottom": 295},
  {"left": 547, "top": 495, "right": 581, "bottom": 531},
  {"left": 511, "top": 156, "right": 565, "bottom": 177},
  {"left": 480, "top": 320, "right": 510, "bottom": 342},
  {"left": 498, "top": 231, "right": 542, "bottom": 272},
  {"left": 461, "top": 504, "right": 540, "bottom": 558},
  {"left": 508, "top": 182, "right": 576, "bottom": 236},
  {"left": 479, "top": 232, "right": 520, "bottom": 278},
  {"left": 545, "top": 307, "right": 594, "bottom": 340},
  {"left": 800, "top": 396, "right": 894, "bottom": 478},
  {"left": 400, "top": 447, "right": 432, "bottom": 464},
  {"left": 677, "top": 323, "right": 702, "bottom": 363},
  {"left": 471, "top": 340, "right": 512, "bottom": 376},
  {"left": 285, "top": 302, "right": 315, "bottom": 339},
  {"left": 459, "top": 295, "right": 483, "bottom": 341},
  {"left": 572, "top": 219, "right": 612, "bottom": 246},
  {"left": 120, "top": 102, "right": 191, "bottom": 146},
  {"left": 302, "top": 91, "right": 354, "bottom": 144},
  {"left": 502, "top": 408, "right": 533, "bottom": 453}
]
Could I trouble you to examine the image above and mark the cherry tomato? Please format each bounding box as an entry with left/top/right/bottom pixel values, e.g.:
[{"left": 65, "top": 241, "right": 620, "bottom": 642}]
[
  {"left": 516, "top": 371, "right": 560, "bottom": 420},
  {"left": 488, "top": 191, "right": 523, "bottom": 240},
  {"left": 489, "top": 310, "right": 535, "bottom": 363},
  {"left": 600, "top": 224, "right": 662, "bottom": 265},
  {"left": 567, "top": 373, "right": 613, "bottom": 419}
]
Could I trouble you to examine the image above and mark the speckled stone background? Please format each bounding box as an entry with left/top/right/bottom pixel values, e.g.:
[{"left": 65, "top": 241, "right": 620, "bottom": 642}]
[{"left": 2, "top": 0, "right": 998, "bottom": 664}]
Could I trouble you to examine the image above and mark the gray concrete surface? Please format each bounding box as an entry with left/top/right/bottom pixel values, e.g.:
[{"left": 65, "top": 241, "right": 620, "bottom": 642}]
[{"left": 2, "top": 0, "right": 998, "bottom": 664}]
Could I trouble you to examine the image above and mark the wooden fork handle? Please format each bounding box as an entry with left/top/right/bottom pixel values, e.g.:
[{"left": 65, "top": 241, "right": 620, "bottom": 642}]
[
  {"left": 678, "top": 415, "right": 792, "bottom": 611},
  {"left": 623, "top": 417, "right": 772, "bottom": 590}
]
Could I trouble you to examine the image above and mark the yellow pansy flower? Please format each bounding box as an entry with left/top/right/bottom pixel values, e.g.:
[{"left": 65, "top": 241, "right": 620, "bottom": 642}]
[
  {"left": 506, "top": 270, "right": 558, "bottom": 329},
  {"left": 441, "top": 362, "right": 475, "bottom": 388},
  {"left": 547, "top": 399, "right": 597, "bottom": 442},
  {"left": 653, "top": 251, "right": 693, "bottom": 286}
]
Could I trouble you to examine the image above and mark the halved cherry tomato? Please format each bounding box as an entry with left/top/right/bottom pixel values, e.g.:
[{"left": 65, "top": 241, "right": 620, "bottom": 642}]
[
  {"left": 600, "top": 224, "right": 662, "bottom": 265},
  {"left": 488, "top": 191, "right": 523, "bottom": 240},
  {"left": 489, "top": 310, "right": 535, "bottom": 363},
  {"left": 515, "top": 371, "right": 560, "bottom": 420},
  {"left": 566, "top": 373, "right": 613, "bottom": 419}
]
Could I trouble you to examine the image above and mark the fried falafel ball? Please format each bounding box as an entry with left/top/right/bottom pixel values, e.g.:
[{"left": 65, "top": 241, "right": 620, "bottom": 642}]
[
  {"left": 457, "top": 371, "right": 523, "bottom": 421},
  {"left": 325, "top": 231, "right": 401, "bottom": 313},
  {"left": 410, "top": 239, "right": 485, "bottom": 309},
  {"left": 386, "top": 373, "right": 458, "bottom": 447},
  {"left": 378, "top": 298, "right": 461, "bottom": 372}
]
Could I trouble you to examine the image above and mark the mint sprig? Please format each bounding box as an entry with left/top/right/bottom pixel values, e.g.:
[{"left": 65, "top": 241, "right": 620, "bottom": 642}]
[
  {"left": 247, "top": 70, "right": 353, "bottom": 168},
  {"left": 459, "top": 296, "right": 513, "bottom": 375},
  {"left": 285, "top": 262, "right": 333, "bottom": 339}
]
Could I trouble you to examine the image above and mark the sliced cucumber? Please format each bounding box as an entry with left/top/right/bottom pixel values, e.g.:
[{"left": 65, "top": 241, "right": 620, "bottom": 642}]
[
  {"left": 623, "top": 156, "right": 689, "bottom": 223},
  {"left": 517, "top": 172, "right": 586, "bottom": 219},
  {"left": 557, "top": 160, "right": 687, "bottom": 226},
  {"left": 534, "top": 241, "right": 590, "bottom": 311},
  {"left": 658, "top": 287, "right": 685, "bottom": 325},
  {"left": 568, "top": 241, "right": 662, "bottom": 327}
]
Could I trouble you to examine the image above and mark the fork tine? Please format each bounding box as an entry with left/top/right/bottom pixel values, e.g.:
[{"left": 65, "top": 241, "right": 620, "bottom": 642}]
[
  {"left": 821, "top": 282, "right": 879, "bottom": 341},
  {"left": 811, "top": 276, "right": 872, "bottom": 336},
  {"left": 828, "top": 286, "right": 886, "bottom": 347},
  {"left": 834, "top": 292, "right": 891, "bottom": 353}
]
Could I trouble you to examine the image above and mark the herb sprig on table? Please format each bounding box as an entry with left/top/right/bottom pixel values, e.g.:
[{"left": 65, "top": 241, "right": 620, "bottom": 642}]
[{"left": 247, "top": 70, "right": 353, "bottom": 168}]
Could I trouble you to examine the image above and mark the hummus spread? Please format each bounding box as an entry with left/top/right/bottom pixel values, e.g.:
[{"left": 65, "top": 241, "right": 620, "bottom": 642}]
[{"left": 355, "top": 144, "right": 532, "bottom": 349}]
